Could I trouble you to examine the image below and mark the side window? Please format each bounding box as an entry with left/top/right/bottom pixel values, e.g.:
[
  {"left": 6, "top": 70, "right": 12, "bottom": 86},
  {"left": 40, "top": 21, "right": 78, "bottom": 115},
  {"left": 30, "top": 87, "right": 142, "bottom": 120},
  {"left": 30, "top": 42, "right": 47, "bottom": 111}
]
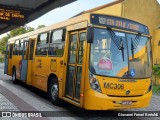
[
  {"left": 35, "top": 32, "right": 49, "bottom": 55},
  {"left": 13, "top": 40, "right": 20, "bottom": 55},
  {"left": 29, "top": 40, "right": 35, "bottom": 60},
  {"left": 48, "top": 29, "right": 65, "bottom": 56},
  {"left": 6, "top": 45, "right": 9, "bottom": 59},
  {"left": 9, "top": 44, "right": 13, "bottom": 58},
  {"left": 19, "top": 39, "right": 24, "bottom": 55},
  {"left": 24, "top": 38, "right": 29, "bottom": 55}
]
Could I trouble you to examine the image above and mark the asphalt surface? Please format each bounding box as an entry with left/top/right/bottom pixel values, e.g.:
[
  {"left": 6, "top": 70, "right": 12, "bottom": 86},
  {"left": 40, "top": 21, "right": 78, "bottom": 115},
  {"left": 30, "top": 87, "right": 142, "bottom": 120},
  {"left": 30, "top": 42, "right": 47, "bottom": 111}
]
[{"left": 0, "top": 63, "right": 160, "bottom": 120}]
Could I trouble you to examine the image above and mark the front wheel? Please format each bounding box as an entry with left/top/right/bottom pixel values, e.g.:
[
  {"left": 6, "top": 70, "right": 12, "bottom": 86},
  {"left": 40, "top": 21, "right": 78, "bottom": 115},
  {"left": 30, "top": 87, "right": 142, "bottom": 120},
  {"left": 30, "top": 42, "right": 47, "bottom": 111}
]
[
  {"left": 48, "top": 78, "right": 60, "bottom": 105},
  {"left": 12, "top": 68, "right": 17, "bottom": 84}
]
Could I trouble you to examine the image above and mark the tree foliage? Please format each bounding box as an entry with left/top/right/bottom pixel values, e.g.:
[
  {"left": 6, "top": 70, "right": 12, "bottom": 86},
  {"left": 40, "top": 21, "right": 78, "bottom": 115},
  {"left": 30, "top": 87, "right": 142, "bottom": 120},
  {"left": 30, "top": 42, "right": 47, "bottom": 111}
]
[
  {"left": 0, "top": 25, "right": 35, "bottom": 55},
  {"left": 37, "top": 25, "right": 46, "bottom": 29},
  {"left": 153, "top": 65, "right": 160, "bottom": 77},
  {"left": 0, "top": 25, "right": 45, "bottom": 55},
  {"left": 0, "top": 35, "right": 10, "bottom": 55},
  {"left": 10, "top": 26, "right": 35, "bottom": 37}
]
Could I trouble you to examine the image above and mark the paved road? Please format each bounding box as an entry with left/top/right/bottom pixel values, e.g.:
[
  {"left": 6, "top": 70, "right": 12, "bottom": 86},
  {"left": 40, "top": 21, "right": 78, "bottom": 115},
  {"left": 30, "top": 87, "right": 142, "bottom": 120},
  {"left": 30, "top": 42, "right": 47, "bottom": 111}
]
[{"left": 0, "top": 63, "right": 160, "bottom": 120}]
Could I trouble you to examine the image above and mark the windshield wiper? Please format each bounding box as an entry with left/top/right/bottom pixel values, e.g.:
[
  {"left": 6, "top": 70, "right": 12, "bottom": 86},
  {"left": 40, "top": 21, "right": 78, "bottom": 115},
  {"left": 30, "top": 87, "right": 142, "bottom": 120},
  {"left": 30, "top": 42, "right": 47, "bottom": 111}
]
[
  {"left": 120, "top": 38, "right": 124, "bottom": 61},
  {"left": 131, "top": 33, "right": 141, "bottom": 59},
  {"left": 133, "top": 33, "right": 141, "bottom": 49},
  {"left": 107, "top": 27, "right": 124, "bottom": 61},
  {"left": 131, "top": 38, "right": 134, "bottom": 59}
]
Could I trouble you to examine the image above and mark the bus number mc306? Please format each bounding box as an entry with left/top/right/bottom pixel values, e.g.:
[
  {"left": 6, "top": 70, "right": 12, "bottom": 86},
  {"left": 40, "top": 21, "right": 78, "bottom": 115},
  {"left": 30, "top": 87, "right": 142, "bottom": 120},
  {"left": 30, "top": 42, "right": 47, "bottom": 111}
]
[{"left": 104, "top": 82, "right": 124, "bottom": 90}]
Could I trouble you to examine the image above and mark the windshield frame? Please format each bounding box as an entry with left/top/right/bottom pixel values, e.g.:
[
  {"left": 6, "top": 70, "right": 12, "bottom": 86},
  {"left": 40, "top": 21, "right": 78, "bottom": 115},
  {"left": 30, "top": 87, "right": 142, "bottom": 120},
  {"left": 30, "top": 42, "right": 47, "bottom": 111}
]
[{"left": 88, "top": 26, "right": 152, "bottom": 79}]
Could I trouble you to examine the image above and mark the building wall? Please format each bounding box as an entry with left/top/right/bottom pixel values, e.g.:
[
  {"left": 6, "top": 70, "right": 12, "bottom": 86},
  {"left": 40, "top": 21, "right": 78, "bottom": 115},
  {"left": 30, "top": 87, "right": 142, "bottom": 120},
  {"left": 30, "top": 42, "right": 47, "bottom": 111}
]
[
  {"left": 152, "top": 29, "right": 160, "bottom": 84},
  {"left": 91, "top": 0, "right": 160, "bottom": 36},
  {"left": 153, "top": 29, "right": 160, "bottom": 64},
  {"left": 93, "top": 3, "right": 122, "bottom": 16},
  {"left": 122, "top": 0, "right": 160, "bottom": 35},
  {"left": 121, "top": 0, "right": 160, "bottom": 63},
  {"left": 93, "top": 0, "right": 160, "bottom": 66}
]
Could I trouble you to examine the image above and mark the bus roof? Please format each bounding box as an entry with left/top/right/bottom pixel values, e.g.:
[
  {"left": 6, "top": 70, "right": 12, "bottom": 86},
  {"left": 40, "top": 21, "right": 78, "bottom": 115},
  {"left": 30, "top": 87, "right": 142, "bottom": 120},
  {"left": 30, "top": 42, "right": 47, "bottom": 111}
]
[
  {"left": 8, "top": 12, "right": 90, "bottom": 43},
  {"left": 8, "top": 12, "right": 149, "bottom": 43}
]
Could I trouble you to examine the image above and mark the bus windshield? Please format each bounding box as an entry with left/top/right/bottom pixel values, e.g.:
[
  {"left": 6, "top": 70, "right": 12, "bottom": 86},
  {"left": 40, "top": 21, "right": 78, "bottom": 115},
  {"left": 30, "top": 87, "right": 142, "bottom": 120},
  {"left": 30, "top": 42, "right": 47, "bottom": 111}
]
[{"left": 89, "top": 28, "right": 152, "bottom": 78}]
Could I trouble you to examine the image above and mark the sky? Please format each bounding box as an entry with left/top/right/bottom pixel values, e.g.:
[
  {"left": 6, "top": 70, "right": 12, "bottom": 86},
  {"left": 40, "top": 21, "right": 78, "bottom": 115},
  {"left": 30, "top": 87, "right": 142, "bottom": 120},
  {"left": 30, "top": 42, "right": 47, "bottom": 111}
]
[
  {"left": 27, "top": 0, "right": 114, "bottom": 28},
  {"left": 0, "top": 0, "right": 160, "bottom": 38}
]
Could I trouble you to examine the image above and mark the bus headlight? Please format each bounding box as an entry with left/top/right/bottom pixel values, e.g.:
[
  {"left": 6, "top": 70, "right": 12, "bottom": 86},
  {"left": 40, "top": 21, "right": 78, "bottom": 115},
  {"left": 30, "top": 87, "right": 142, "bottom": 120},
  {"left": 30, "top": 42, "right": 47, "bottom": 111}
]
[{"left": 89, "top": 74, "right": 101, "bottom": 93}]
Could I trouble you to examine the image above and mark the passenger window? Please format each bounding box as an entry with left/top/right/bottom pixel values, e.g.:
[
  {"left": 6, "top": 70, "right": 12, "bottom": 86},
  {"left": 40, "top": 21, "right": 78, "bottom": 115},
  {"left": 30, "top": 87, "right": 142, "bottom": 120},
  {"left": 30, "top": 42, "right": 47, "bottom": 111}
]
[
  {"left": 36, "top": 32, "right": 49, "bottom": 55},
  {"left": 9, "top": 45, "right": 13, "bottom": 58},
  {"left": 19, "top": 39, "right": 24, "bottom": 55},
  {"left": 6, "top": 45, "right": 9, "bottom": 59},
  {"left": 48, "top": 29, "right": 65, "bottom": 56},
  {"left": 29, "top": 40, "right": 35, "bottom": 60},
  {"left": 13, "top": 40, "right": 20, "bottom": 55}
]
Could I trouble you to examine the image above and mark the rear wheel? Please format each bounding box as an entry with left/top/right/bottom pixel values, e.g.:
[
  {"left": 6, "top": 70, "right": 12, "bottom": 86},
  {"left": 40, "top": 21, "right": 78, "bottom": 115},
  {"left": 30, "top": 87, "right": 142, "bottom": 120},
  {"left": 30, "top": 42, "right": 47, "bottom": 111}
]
[
  {"left": 48, "top": 78, "right": 60, "bottom": 105},
  {"left": 12, "top": 68, "right": 17, "bottom": 84}
]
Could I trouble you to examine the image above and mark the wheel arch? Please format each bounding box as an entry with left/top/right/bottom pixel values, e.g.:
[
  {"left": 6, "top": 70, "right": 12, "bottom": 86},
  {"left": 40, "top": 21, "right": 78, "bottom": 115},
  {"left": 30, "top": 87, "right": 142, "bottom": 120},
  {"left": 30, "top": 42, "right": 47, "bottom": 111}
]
[{"left": 47, "top": 73, "right": 58, "bottom": 92}]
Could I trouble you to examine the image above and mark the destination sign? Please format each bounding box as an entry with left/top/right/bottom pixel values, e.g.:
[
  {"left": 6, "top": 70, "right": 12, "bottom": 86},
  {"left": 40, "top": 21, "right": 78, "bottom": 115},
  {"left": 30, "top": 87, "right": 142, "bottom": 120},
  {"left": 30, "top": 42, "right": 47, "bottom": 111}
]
[
  {"left": 90, "top": 14, "right": 149, "bottom": 35},
  {"left": 0, "top": 7, "right": 28, "bottom": 26}
]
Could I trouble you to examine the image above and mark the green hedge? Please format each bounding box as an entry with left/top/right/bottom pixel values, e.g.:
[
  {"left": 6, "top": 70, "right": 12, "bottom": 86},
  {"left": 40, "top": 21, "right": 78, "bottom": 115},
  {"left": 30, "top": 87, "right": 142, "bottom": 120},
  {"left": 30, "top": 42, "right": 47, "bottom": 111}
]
[
  {"left": 153, "top": 85, "right": 160, "bottom": 95},
  {"left": 0, "top": 57, "right": 4, "bottom": 63}
]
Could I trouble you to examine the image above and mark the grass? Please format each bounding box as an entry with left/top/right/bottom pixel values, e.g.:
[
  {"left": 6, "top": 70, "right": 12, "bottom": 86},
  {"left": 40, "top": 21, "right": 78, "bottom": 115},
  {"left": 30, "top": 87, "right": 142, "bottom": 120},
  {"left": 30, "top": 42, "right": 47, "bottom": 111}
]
[{"left": 152, "top": 85, "right": 160, "bottom": 95}]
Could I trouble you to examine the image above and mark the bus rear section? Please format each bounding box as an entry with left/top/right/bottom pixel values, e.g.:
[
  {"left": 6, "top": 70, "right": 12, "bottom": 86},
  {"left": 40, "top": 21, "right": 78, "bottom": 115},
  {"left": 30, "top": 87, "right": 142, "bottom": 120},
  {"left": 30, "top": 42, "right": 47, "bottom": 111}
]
[{"left": 82, "top": 14, "right": 152, "bottom": 110}]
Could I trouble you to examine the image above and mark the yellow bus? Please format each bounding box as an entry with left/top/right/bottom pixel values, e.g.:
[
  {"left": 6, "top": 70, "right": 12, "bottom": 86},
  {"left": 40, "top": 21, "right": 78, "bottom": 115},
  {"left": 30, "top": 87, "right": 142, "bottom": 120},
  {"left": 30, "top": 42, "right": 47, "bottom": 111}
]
[{"left": 4, "top": 13, "right": 152, "bottom": 110}]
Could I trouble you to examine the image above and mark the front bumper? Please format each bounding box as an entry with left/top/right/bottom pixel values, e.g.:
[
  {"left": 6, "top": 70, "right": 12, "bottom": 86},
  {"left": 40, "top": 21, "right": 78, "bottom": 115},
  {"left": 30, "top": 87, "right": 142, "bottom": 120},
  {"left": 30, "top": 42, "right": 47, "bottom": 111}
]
[{"left": 83, "top": 89, "right": 152, "bottom": 110}]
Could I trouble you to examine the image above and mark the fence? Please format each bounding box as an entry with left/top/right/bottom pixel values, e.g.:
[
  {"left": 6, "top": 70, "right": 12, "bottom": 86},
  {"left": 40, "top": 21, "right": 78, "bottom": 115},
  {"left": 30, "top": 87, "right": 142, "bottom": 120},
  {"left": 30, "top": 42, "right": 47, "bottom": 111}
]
[{"left": 153, "top": 59, "right": 160, "bottom": 85}]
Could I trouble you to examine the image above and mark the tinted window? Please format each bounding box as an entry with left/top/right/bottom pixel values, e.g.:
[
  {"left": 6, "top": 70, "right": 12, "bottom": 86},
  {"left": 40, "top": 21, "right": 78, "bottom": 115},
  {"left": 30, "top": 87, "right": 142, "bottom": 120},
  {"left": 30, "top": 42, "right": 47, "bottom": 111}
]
[
  {"left": 36, "top": 33, "right": 49, "bottom": 56},
  {"left": 13, "top": 40, "right": 20, "bottom": 55},
  {"left": 48, "top": 29, "right": 65, "bottom": 56}
]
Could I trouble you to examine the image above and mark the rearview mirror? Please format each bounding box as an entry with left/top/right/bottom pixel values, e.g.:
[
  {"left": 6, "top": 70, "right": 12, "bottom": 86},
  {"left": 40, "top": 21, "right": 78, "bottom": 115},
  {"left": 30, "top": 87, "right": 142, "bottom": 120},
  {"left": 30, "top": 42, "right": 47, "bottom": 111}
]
[{"left": 87, "top": 27, "right": 94, "bottom": 43}]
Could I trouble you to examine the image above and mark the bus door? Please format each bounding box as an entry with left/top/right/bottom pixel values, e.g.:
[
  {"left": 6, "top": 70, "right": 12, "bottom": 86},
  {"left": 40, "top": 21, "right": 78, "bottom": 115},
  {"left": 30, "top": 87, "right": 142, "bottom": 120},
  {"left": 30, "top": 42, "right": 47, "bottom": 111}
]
[
  {"left": 27, "top": 39, "right": 35, "bottom": 85},
  {"left": 4, "top": 45, "right": 9, "bottom": 74},
  {"left": 65, "top": 30, "right": 86, "bottom": 102},
  {"left": 20, "top": 40, "right": 29, "bottom": 81},
  {"left": 4, "top": 44, "right": 13, "bottom": 75}
]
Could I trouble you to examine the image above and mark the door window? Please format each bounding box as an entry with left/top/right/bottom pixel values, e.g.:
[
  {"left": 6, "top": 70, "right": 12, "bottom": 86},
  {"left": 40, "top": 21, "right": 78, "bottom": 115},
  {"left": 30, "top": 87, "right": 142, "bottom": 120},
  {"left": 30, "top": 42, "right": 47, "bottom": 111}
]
[{"left": 68, "top": 34, "right": 77, "bottom": 64}]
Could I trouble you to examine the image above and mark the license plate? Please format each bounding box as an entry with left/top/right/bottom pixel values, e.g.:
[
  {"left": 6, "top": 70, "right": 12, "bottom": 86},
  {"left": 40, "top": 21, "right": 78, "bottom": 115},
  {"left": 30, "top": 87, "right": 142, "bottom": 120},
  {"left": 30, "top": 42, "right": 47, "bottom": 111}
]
[{"left": 122, "top": 101, "right": 132, "bottom": 105}]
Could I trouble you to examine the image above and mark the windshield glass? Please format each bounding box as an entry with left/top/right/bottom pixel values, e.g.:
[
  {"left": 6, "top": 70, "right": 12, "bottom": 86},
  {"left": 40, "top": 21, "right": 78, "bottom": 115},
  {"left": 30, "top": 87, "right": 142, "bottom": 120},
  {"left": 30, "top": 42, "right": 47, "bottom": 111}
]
[
  {"left": 127, "top": 34, "right": 152, "bottom": 78},
  {"left": 89, "top": 28, "right": 152, "bottom": 78}
]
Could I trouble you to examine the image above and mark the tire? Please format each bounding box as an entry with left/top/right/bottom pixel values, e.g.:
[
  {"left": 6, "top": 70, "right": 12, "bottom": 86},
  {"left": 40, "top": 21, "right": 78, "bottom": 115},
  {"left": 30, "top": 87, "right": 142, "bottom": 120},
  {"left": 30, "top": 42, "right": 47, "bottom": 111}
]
[
  {"left": 12, "top": 68, "right": 17, "bottom": 84},
  {"left": 48, "top": 78, "right": 60, "bottom": 105}
]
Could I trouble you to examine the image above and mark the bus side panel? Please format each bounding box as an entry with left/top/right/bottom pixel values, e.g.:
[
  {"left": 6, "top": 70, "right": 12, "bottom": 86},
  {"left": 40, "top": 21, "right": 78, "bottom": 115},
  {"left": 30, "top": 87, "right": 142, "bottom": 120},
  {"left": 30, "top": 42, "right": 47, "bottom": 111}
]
[
  {"left": 31, "top": 57, "right": 49, "bottom": 92},
  {"left": 12, "top": 56, "right": 22, "bottom": 80},
  {"left": 7, "top": 59, "right": 12, "bottom": 76},
  {"left": 4, "top": 58, "right": 8, "bottom": 74},
  {"left": 31, "top": 56, "right": 65, "bottom": 94},
  {"left": 4, "top": 45, "right": 9, "bottom": 74},
  {"left": 7, "top": 44, "right": 13, "bottom": 76},
  {"left": 26, "top": 60, "right": 32, "bottom": 85},
  {"left": 50, "top": 57, "right": 65, "bottom": 98}
]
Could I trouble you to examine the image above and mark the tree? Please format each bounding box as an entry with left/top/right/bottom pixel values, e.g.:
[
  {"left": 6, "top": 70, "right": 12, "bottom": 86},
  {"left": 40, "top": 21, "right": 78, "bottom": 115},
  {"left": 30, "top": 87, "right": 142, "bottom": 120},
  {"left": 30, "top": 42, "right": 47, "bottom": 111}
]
[
  {"left": 0, "top": 25, "right": 35, "bottom": 55},
  {"left": 37, "top": 25, "right": 46, "bottom": 29},
  {"left": 26, "top": 26, "right": 35, "bottom": 32},
  {"left": 10, "top": 26, "right": 35, "bottom": 37},
  {"left": 0, "top": 34, "right": 10, "bottom": 55},
  {"left": 153, "top": 65, "right": 160, "bottom": 85}
]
